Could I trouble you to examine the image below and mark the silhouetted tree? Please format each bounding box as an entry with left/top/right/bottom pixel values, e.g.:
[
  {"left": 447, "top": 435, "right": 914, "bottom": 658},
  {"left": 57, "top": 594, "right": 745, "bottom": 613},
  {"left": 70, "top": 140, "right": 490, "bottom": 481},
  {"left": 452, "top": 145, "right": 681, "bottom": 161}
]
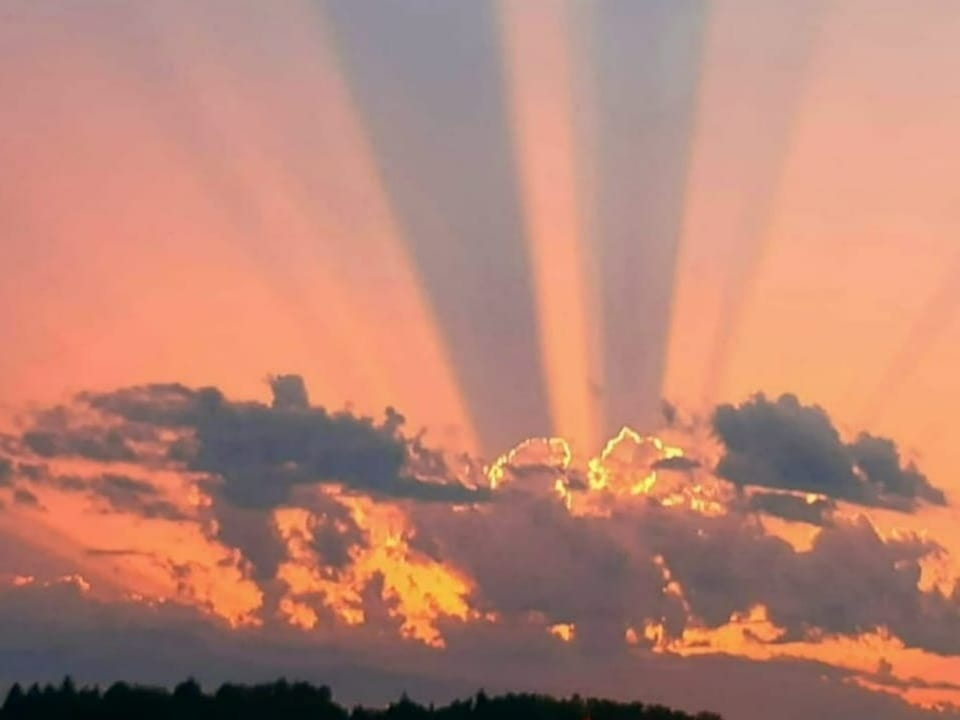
[{"left": 1, "top": 678, "right": 723, "bottom": 720}]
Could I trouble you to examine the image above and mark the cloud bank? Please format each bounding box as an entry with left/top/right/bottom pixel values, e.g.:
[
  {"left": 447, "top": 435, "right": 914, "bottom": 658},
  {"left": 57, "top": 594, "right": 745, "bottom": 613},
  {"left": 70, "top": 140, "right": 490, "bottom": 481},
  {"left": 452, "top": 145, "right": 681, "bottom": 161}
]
[{"left": 1, "top": 379, "right": 959, "bottom": 718}]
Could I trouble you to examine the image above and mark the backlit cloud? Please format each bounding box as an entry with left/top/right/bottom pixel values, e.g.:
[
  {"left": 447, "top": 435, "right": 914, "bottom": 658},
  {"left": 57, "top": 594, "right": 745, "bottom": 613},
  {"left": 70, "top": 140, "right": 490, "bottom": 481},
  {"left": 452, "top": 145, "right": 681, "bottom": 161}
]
[
  {"left": 713, "top": 394, "right": 946, "bottom": 510},
  {"left": 2, "top": 378, "right": 960, "bottom": 716}
]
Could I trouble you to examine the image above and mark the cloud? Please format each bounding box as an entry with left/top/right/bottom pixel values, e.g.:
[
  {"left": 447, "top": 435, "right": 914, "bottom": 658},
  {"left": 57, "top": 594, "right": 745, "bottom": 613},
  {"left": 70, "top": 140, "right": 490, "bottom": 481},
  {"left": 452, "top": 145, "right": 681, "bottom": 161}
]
[
  {"left": 268, "top": 374, "right": 310, "bottom": 411},
  {"left": 651, "top": 456, "right": 700, "bottom": 472},
  {"left": 21, "top": 378, "right": 487, "bottom": 508},
  {"left": 849, "top": 434, "right": 946, "bottom": 507},
  {"left": 410, "top": 462, "right": 960, "bottom": 657},
  {"left": 6, "top": 377, "right": 486, "bottom": 591},
  {"left": 410, "top": 489, "right": 676, "bottom": 653},
  {"left": 0, "top": 575, "right": 953, "bottom": 720},
  {"left": 4, "top": 380, "right": 960, "bottom": 716},
  {"left": 747, "top": 491, "right": 836, "bottom": 526},
  {"left": 12, "top": 488, "right": 41, "bottom": 508},
  {"left": 21, "top": 468, "right": 188, "bottom": 522},
  {"left": 22, "top": 429, "right": 137, "bottom": 463},
  {"left": 700, "top": 517, "right": 960, "bottom": 653},
  {"left": 20, "top": 405, "right": 141, "bottom": 463},
  {"left": 713, "top": 394, "right": 947, "bottom": 511},
  {"left": 0, "top": 457, "right": 11, "bottom": 487},
  {"left": 92, "top": 474, "right": 188, "bottom": 522}
]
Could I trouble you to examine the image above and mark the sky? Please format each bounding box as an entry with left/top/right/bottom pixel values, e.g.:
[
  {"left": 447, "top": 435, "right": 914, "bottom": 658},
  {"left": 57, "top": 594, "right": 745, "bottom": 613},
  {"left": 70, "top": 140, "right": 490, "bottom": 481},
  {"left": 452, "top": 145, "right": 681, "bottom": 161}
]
[{"left": 2, "top": 1, "right": 960, "bottom": 718}]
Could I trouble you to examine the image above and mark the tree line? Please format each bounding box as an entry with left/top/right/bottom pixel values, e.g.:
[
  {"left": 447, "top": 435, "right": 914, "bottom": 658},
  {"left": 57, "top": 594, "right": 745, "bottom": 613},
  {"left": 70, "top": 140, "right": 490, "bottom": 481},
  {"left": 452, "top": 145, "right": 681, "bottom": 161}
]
[{"left": 1, "top": 677, "right": 723, "bottom": 720}]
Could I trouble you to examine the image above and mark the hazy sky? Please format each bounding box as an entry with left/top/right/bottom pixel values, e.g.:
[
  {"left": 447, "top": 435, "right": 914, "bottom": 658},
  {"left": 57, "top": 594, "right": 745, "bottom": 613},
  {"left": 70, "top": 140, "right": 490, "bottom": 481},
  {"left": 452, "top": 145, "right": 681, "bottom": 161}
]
[{"left": 2, "top": 1, "right": 960, "bottom": 718}]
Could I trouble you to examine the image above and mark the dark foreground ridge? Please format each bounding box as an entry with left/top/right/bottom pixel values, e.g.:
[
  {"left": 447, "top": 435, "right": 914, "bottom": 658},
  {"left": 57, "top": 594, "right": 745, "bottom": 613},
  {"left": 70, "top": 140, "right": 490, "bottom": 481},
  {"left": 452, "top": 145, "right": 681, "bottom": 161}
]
[{"left": 2, "top": 678, "right": 723, "bottom": 720}]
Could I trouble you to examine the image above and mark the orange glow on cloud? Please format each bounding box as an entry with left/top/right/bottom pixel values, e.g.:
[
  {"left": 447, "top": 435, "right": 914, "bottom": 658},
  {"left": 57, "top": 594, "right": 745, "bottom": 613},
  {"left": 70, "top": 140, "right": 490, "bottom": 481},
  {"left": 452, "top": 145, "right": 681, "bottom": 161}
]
[
  {"left": 548, "top": 623, "right": 576, "bottom": 643},
  {"left": 275, "top": 492, "right": 480, "bottom": 648},
  {"left": 644, "top": 605, "right": 960, "bottom": 711},
  {"left": 3, "top": 479, "right": 262, "bottom": 627}
]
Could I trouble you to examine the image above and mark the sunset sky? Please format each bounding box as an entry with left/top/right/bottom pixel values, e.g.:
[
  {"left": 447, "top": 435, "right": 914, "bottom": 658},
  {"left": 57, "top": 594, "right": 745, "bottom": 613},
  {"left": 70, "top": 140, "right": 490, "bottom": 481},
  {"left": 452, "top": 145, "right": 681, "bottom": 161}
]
[{"left": 3, "top": 1, "right": 960, "bottom": 718}]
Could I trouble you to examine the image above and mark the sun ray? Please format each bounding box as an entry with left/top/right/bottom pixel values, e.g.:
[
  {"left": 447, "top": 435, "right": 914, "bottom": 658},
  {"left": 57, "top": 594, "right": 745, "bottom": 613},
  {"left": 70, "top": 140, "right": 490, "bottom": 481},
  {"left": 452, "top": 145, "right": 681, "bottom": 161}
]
[
  {"left": 497, "top": 0, "right": 600, "bottom": 455},
  {"left": 320, "top": 0, "right": 550, "bottom": 456},
  {"left": 662, "top": 0, "right": 828, "bottom": 413},
  {"left": 135, "top": 1, "right": 477, "bottom": 450},
  {"left": 572, "top": 1, "right": 708, "bottom": 438},
  {"left": 860, "top": 250, "right": 960, "bottom": 426}
]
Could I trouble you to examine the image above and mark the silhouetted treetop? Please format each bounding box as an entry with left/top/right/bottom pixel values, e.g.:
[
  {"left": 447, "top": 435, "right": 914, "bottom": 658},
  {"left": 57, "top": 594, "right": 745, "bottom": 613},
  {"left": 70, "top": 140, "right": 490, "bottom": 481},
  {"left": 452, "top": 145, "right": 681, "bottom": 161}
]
[{"left": 1, "top": 678, "right": 722, "bottom": 720}]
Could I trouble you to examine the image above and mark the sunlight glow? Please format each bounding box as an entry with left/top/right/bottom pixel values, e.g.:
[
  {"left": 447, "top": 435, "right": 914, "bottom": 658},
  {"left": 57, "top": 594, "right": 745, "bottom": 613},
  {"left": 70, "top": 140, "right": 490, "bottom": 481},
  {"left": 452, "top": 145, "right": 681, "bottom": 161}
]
[
  {"left": 498, "top": 0, "right": 601, "bottom": 454},
  {"left": 275, "top": 492, "right": 481, "bottom": 648}
]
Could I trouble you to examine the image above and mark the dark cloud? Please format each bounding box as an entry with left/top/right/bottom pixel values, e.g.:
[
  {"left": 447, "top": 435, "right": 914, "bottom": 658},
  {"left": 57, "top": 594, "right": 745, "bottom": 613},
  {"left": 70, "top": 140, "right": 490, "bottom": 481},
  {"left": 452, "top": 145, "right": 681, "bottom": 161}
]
[
  {"left": 21, "top": 378, "right": 487, "bottom": 510},
  {"left": 81, "top": 383, "right": 220, "bottom": 429},
  {"left": 9, "top": 378, "right": 486, "bottom": 586},
  {"left": 651, "top": 456, "right": 700, "bottom": 472},
  {"left": 13, "top": 488, "right": 41, "bottom": 508},
  {"left": 85, "top": 548, "right": 153, "bottom": 558},
  {"left": 21, "top": 470, "right": 187, "bottom": 522},
  {"left": 774, "top": 522, "right": 957, "bottom": 652},
  {"left": 747, "top": 491, "right": 836, "bottom": 526},
  {"left": 648, "top": 510, "right": 960, "bottom": 654},
  {"left": 0, "top": 457, "right": 11, "bottom": 486},
  {"left": 51, "top": 475, "right": 88, "bottom": 492},
  {"left": 211, "top": 504, "right": 286, "bottom": 584},
  {"left": 713, "top": 394, "right": 947, "bottom": 511},
  {"left": 409, "top": 460, "right": 960, "bottom": 658},
  {"left": 14, "top": 462, "right": 46, "bottom": 482},
  {"left": 22, "top": 425, "right": 138, "bottom": 463},
  {"left": 301, "top": 491, "right": 366, "bottom": 572},
  {"left": 181, "top": 397, "right": 481, "bottom": 508},
  {"left": 269, "top": 374, "right": 310, "bottom": 411},
  {"left": 93, "top": 474, "right": 188, "bottom": 522},
  {"left": 411, "top": 488, "right": 675, "bottom": 652},
  {"left": 661, "top": 400, "right": 678, "bottom": 427},
  {"left": 849, "top": 433, "right": 946, "bottom": 506}
]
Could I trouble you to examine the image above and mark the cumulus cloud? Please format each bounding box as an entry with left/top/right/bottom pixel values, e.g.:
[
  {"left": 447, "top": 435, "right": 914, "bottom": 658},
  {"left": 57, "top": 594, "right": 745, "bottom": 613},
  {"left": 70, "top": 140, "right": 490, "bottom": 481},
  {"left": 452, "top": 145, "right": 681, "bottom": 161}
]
[
  {"left": 3, "top": 380, "right": 960, "bottom": 716},
  {"left": 747, "top": 491, "right": 836, "bottom": 526},
  {"left": 713, "top": 394, "right": 946, "bottom": 510},
  {"left": 5, "top": 377, "right": 488, "bottom": 593},
  {"left": 410, "top": 489, "right": 676, "bottom": 652},
  {"left": 651, "top": 456, "right": 701, "bottom": 472},
  {"left": 18, "top": 378, "right": 487, "bottom": 508},
  {"left": 410, "top": 460, "right": 960, "bottom": 659},
  {"left": 268, "top": 374, "right": 310, "bottom": 411},
  {"left": 849, "top": 434, "right": 947, "bottom": 507},
  {"left": 656, "top": 513, "right": 960, "bottom": 653}
]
